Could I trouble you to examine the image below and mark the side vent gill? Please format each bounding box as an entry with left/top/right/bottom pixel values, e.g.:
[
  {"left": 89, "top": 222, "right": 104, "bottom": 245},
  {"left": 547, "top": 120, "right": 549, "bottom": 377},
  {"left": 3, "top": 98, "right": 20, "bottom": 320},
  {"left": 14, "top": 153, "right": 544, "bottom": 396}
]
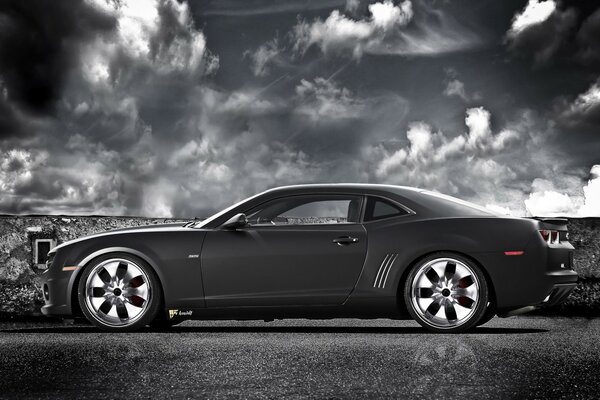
[{"left": 373, "top": 253, "right": 398, "bottom": 289}]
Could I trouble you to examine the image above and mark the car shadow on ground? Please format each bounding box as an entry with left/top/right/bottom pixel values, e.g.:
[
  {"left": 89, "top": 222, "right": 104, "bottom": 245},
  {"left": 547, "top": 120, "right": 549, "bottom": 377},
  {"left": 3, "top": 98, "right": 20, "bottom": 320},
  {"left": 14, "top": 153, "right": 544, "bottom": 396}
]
[{"left": 0, "top": 325, "right": 549, "bottom": 334}]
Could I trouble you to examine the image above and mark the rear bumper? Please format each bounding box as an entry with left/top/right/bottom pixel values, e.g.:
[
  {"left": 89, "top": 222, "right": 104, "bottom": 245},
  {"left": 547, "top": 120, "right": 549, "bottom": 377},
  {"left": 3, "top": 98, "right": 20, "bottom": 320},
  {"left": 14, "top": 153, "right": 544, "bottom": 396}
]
[
  {"left": 542, "top": 282, "right": 577, "bottom": 307},
  {"left": 497, "top": 281, "right": 577, "bottom": 317},
  {"left": 476, "top": 240, "right": 578, "bottom": 315}
]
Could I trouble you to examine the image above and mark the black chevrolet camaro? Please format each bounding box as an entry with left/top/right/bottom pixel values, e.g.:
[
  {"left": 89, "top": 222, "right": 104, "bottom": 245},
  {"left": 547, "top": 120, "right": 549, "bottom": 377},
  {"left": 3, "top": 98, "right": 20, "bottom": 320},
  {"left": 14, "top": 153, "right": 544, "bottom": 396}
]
[{"left": 41, "top": 184, "right": 578, "bottom": 332}]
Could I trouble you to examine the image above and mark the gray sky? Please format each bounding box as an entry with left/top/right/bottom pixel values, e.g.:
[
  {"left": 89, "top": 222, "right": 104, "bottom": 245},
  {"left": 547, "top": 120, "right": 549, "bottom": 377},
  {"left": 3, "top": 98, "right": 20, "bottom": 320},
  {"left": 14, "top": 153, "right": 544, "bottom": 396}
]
[{"left": 0, "top": 0, "right": 598, "bottom": 218}]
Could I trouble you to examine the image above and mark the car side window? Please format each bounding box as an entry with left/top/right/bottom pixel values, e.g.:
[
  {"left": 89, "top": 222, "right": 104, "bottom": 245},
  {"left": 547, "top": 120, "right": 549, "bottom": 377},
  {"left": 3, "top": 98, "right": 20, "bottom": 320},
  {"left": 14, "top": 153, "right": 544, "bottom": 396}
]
[
  {"left": 364, "top": 197, "right": 408, "bottom": 222},
  {"left": 246, "top": 195, "right": 363, "bottom": 226}
]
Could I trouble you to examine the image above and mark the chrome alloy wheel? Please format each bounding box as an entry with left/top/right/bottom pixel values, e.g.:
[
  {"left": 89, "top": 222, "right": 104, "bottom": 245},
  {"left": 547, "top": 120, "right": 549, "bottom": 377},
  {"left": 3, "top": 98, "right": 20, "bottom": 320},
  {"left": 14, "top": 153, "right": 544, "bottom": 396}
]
[
  {"left": 410, "top": 257, "right": 480, "bottom": 329},
  {"left": 84, "top": 258, "right": 151, "bottom": 327}
]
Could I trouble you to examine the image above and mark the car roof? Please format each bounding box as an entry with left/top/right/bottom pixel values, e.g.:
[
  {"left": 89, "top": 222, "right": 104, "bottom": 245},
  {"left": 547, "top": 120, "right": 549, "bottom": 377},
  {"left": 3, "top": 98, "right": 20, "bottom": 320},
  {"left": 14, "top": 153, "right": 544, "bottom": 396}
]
[
  {"left": 262, "top": 184, "right": 497, "bottom": 218},
  {"left": 198, "top": 183, "right": 498, "bottom": 229},
  {"left": 264, "top": 183, "right": 423, "bottom": 196}
]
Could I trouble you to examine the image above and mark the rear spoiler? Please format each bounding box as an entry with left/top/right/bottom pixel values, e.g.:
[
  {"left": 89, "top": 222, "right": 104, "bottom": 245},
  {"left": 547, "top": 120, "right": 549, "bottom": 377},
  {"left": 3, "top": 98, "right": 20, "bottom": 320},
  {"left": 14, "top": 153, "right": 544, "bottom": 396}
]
[{"left": 530, "top": 217, "right": 568, "bottom": 230}]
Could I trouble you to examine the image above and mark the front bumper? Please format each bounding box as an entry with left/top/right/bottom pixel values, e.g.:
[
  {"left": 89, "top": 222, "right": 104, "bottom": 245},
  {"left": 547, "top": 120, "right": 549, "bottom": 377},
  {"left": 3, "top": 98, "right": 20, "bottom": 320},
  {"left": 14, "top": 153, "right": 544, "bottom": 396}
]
[{"left": 39, "top": 267, "right": 77, "bottom": 317}]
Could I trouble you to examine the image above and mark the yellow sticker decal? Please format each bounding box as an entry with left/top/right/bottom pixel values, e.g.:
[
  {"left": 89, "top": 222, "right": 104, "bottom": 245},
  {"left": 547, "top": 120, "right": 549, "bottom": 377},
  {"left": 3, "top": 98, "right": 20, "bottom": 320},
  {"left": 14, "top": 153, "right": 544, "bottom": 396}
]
[{"left": 168, "top": 309, "right": 179, "bottom": 319}]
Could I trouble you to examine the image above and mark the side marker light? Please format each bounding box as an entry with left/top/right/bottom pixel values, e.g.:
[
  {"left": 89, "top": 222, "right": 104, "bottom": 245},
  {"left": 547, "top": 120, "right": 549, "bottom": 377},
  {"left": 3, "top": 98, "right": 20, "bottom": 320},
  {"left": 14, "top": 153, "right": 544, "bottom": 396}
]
[{"left": 504, "top": 251, "right": 524, "bottom": 256}]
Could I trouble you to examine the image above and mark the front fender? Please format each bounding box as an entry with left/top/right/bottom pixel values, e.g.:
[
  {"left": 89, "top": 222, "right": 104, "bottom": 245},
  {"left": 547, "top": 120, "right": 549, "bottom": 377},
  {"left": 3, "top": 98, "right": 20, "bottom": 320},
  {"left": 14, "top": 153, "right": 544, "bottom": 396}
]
[{"left": 65, "top": 246, "right": 167, "bottom": 314}]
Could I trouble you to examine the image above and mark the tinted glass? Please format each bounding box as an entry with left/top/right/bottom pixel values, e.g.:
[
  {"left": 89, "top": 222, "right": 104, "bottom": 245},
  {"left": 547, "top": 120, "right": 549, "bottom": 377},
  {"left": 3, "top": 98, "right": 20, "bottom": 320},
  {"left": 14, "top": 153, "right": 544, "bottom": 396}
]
[
  {"left": 247, "top": 195, "right": 362, "bottom": 225},
  {"left": 364, "top": 197, "right": 407, "bottom": 221}
]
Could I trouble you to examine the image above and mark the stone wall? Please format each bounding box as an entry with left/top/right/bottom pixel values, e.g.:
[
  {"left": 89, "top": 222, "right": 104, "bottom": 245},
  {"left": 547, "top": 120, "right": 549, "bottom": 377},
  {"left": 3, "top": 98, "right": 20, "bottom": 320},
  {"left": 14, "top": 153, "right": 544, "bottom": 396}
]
[
  {"left": 567, "top": 218, "right": 600, "bottom": 278},
  {"left": 0, "top": 216, "right": 599, "bottom": 316},
  {"left": 0, "top": 215, "right": 183, "bottom": 315}
]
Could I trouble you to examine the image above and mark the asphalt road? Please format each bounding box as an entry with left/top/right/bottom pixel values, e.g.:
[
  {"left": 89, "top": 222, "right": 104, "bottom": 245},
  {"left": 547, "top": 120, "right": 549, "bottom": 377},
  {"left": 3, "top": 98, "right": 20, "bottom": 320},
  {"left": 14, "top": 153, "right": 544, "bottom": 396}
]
[{"left": 0, "top": 317, "right": 598, "bottom": 399}]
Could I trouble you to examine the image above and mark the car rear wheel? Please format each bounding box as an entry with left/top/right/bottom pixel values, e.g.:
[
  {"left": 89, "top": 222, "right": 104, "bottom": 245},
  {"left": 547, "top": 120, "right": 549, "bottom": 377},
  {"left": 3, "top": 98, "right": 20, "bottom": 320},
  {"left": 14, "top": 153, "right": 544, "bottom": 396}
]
[
  {"left": 404, "top": 253, "right": 488, "bottom": 333},
  {"left": 78, "top": 253, "right": 161, "bottom": 332}
]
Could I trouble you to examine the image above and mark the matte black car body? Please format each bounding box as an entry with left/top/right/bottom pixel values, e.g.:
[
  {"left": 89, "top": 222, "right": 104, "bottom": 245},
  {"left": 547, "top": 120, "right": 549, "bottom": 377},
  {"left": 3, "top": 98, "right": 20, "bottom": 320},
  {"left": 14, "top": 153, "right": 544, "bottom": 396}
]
[{"left": 40, "top": 184, "right": 578, "bottom": 331}]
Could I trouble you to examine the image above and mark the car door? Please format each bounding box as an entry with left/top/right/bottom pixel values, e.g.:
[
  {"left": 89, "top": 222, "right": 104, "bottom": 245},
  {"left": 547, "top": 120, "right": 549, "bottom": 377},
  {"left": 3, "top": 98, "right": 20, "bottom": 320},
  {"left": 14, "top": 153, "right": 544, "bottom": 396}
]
[{"left": 200, "top": 194, "right": 368, "bottom": 307}]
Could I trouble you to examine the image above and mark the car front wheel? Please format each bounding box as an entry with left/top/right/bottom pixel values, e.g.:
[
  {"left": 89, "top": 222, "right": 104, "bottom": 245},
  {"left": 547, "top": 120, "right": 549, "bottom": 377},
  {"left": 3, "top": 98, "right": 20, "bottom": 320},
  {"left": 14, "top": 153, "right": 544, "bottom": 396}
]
[
  {"left": 78, "top": 253, "right": 161, "bottom": 332},
  {"left": 404, "top": 253, "right": 488, "bottom": 333}
]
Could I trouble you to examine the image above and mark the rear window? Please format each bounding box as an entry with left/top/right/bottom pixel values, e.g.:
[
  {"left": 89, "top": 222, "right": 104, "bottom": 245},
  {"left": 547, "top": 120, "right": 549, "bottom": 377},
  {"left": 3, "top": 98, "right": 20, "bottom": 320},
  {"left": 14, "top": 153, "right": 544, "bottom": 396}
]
[{"left": 364, "top": 197, "right": 409, "bottom": 221}]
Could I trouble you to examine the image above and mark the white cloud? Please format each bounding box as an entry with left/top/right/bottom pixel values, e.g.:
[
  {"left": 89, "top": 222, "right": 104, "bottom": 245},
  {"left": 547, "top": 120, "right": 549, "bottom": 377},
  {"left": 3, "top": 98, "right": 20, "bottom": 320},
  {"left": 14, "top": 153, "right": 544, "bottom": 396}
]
[
  {"left": 168, "top": 139, "right": 210, "bottom": 168},
  {"left": 293, "top": 10, "right": 381, "bottom": 58},
  {"left": 443, "top": 79, "right": 468, "bottom": 101},
  {"left": 292, "top": 0, "right": 477, "bottom": 59},
  {"left": 374, "top": 107, "right": 522, "bottom": 186},
  {"left": 247, "top": 38, "right": 281, "bottom": 77},
  {"left": 508, "top": 0, "right": 556, "bottom": 37},
  {"left": 524, "top": 166, "right": 600, "bottom": 217},
  {"left": 580, "top": 165, "right": 600, "bottom": 217},
  {"left": 505, "top": 0, "right": 576, "bottom": 66},
  {"left": 559, "top": 78, "right": 600, "bottom": 131},
  {"left": 345, "top": 0, "right": 360, "bottom": 13},
  {"left": 294, "top": 77, "right": 369, "bottom": 121},
  {"left": 141, "top": 179, "right": 176, "bottom": 218},
  {"left": 83, "top": 0, "right": 218, "bottom": 85},
  {"left": 0, "top": 0, "right": 223, "bottom": 216},
  {"left": 219, "top": 90, "right": 278, "bottom": 116},
  {"left": 0, "top": 145, "right": 133, "bottom": 215},
  {"left": 0, "top": 149, "right": 38, "bottom": 192},
  {"left": 370, "top": 107, "right": 588, "bottom": 215},
  {"left": 524, "top": 187, "right": 575, "bottom": 217},
  {"left": 1, "top": 0, "right": 594, "bottom": 219},
  {"left": 442, "top": 69, "right": 483, "bottom": 103},
  {"left": 369, "top": 0, "right": 413, "bottom": 30},
  {"left": 567, "top": 79, "right": 600, "bottom": 116}
]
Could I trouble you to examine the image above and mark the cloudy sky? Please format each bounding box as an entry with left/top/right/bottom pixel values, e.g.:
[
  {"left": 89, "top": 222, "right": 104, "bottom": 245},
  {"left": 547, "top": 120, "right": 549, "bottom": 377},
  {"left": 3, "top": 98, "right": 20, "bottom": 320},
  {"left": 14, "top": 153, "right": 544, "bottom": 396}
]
[{"left": 0, "top": 0, "right": 598, "bottom": 218}]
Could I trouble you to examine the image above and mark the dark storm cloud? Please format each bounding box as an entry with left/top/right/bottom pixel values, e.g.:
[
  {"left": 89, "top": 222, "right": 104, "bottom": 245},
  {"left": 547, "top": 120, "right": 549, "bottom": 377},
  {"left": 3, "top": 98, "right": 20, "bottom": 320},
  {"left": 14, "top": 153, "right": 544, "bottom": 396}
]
[
  {"left": 0, "top": 0, "right": 219, "bottom": 216},
  {"left": 576, "top": 8, "right": 600, "bottom": 63},
  {"left": 0, "top": 98, "right": 20, "bottom": 137},
  {"left": 192, "top": 0, "right": 345, "bottom": 17},
  {"left": 505, "top": 0, "right": 578, "bottom": 66},
  {"left": 549, "top": 78, "right": 600, "bottom": 168},
  {"left": 505, "top": 0, "right": 600, "bottom": 68},
  {"left": 0, "top": 1, "right": 115, "bottom": 115},
  {"left": 0, "top": 0, "right": 599, "bottom": 218}
]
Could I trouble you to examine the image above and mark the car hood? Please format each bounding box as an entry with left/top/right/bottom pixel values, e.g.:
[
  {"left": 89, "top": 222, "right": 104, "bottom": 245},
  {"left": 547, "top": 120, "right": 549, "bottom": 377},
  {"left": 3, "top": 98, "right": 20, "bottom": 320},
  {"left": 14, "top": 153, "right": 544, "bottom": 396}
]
[
  {"left": 101, "top": 222, "right": 186, "bottom": 234},
  {"left": 51, "top": 222, "right": 187, "bottom": 253}
]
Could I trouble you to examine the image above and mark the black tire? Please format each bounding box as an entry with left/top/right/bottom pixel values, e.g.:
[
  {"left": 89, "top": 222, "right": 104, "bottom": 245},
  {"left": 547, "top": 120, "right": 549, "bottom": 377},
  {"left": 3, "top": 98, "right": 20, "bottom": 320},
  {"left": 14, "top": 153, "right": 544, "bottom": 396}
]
[
  {"left": 404, "top": 252, "right": 489, "bottom": 333},
  {"left": 77, "top": 253, "right": 162, "bottom": 332},
  {"left": 476, "top": 304, "right": 496, "bottom": 327}
]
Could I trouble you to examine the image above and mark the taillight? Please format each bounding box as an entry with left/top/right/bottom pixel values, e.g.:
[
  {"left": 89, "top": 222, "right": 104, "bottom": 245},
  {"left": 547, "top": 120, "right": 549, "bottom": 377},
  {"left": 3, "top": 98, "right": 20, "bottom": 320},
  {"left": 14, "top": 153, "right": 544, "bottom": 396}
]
[{"left": 539, "top": 230, "right": 560, "bottom": 244}]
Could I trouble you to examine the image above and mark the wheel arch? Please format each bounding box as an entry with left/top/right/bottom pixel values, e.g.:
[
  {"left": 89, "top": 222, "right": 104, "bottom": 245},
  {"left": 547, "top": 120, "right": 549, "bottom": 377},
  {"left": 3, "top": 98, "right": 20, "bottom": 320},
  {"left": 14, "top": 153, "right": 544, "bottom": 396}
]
[
  {"left": 68, "top": 247, "right": 166, "bottom": 318},
  {"left": 395, "top": 249, "right": 497, "bottom": 315}
]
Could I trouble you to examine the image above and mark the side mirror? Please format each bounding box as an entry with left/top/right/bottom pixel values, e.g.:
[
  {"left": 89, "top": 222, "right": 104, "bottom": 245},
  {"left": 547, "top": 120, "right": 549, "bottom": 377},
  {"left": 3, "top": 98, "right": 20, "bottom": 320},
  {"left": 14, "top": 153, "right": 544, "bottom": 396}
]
[{"left": 221, "top": 213, "right": 248, "bottom": 230}]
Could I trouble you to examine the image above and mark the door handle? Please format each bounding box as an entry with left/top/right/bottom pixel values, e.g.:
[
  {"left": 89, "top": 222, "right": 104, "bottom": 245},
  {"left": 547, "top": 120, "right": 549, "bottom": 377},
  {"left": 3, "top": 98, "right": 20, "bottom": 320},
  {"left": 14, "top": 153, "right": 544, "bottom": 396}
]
[{"left": 333, "top": 236, "right": 359, "bottom": 245}]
